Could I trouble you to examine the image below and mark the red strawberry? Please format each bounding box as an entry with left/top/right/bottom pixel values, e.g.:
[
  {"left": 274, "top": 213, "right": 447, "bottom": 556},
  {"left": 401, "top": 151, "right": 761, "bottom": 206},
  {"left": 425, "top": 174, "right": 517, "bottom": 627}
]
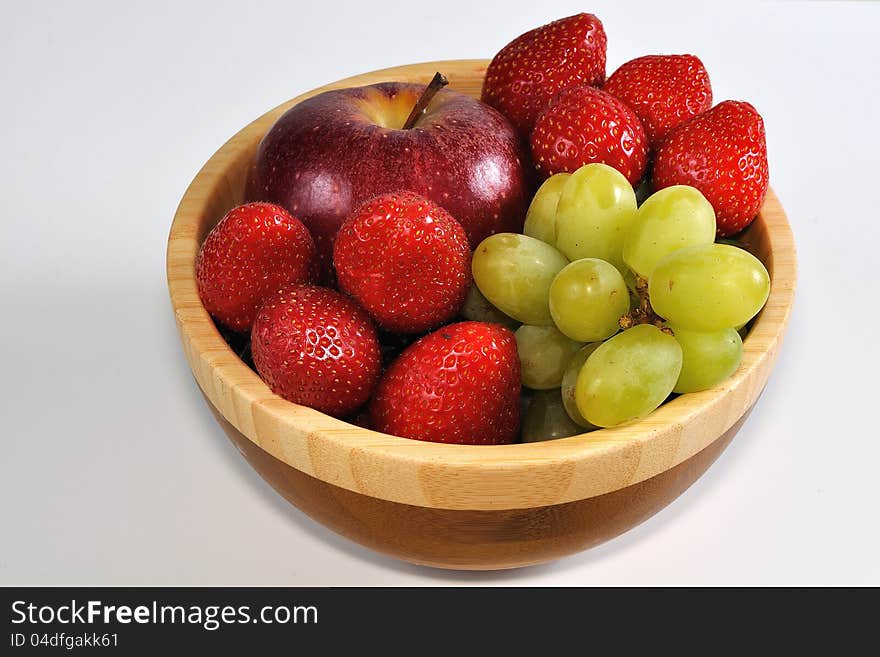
[
  {"left": 333, "top": 191, "right": 471, "bottom": 334},
  {"left": 603, "top": 54, "right": 712, "bottom": 148},
  {"left": 652, "top": 100, "right": 769, "bottom": 235},
  {"left": 530, "top": 85, "right": 648, "bottom": 184},
  {"left": 482, "top": 13, "right": 607, "bottom": 138},
  {"left": 371, "top": 322, "right": 521, "bottom": 444},
  {"left": 251, "top": 285, "right": 381, "bottom": 417},
  {"left": 196, "top": 202, "right": 315, "bottom": 332}
]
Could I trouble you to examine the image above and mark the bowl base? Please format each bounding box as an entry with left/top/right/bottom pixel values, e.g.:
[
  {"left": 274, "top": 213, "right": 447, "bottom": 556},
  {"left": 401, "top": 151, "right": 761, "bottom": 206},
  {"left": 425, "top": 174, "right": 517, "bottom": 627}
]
[{"left": 206, "top": 396, "right": 751, "bottom": 570}]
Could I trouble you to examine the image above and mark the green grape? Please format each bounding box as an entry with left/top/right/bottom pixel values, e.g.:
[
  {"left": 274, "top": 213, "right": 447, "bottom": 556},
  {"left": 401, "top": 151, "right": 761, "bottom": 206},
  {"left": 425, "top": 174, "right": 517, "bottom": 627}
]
[
  {"left": 554, "top": 163, "right": 638, "bottom": 273},
  {"left": 670, "top": 324, "right": 743, "bottom": 393},
  {"left": 649, "top": 243, "right": 771, "bottom": 331},
  {"left": 515, "top": 325, "right": 583, "bottom": 390},
  {"left": 575, "top": 324, "right": 682, "bottom": 428},
  {"left": 460, "top": 282, "right": 520, "bottom": 331},
  {"left": 524, "top": 173, "right": 570, "bottom": 244},
  {"left": 560, "top": 343, "right": 601, "bottom": 429},
  {"left": 549, "top": 258, "right": 629, "bottom": 342},
  {"left": 622, "top": 185, "right": 716, "bottom": 279},
  {"left": 522, "top": 390, "right": 586, "bottom": 442},
  {"left": 472, "top": 233, "right": 568, "bottom": 325}
]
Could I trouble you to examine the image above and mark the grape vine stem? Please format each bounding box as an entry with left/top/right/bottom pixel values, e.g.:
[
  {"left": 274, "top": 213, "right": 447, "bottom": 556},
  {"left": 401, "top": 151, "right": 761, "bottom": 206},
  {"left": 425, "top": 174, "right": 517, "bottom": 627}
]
[{"left": 619, "top": 275, "right": 673, "bottom": 334}]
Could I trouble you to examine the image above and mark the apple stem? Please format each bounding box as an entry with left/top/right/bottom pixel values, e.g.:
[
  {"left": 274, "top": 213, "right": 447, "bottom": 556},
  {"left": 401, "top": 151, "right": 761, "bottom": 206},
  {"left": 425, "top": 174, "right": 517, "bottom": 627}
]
[{"left": 401, "top": 72, "right": 448, "bottom": 130}]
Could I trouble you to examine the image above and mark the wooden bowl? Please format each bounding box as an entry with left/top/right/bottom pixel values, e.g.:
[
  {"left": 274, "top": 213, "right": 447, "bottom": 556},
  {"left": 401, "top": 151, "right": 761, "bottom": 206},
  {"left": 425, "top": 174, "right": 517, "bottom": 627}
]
[{"left": 166, "top": 60, "right": 797, "bottom": 570}]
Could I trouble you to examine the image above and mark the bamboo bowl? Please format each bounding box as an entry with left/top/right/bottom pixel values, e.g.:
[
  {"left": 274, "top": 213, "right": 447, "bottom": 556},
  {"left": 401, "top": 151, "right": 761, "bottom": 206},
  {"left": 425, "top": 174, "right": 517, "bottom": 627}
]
[{"left": 167, "top": 60, "right": 796, "bottom": 570}]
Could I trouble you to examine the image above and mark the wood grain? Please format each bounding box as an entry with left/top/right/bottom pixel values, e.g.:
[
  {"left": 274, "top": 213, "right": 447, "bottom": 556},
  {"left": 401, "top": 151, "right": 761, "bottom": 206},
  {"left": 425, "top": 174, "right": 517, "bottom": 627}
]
[
  {"left": 167, "top": 60, "right": 797, "bottom": 512},
  {"left": 209, "top": 391, "right": 752, "bottom": 569}
]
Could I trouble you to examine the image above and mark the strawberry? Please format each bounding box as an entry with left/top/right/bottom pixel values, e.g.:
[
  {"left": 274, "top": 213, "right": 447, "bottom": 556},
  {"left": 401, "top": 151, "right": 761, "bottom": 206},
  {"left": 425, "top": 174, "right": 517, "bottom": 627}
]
[
  {"left": 251, "top": 285, "right": 381, "bottom": 417},
  {"left": 481, "top": 13, "right": 607, "bottom": 138},
  {"left": 603, "top": 54, "right": 713, "bottom": 148},
  {"left": 370, "top": 322, "right": 521, "bottom": 444},
  {"left": 652, "top": 100, "right": 769, "bottom": 235},
  {"left": 333, "top": 191, "right": 471, "bottom": 334},
  {"left": 196, "top": 202, "right": 315, "bottom": 332},
  {"left": 530, "top": 85, "right": 648, "bottom": 184}
]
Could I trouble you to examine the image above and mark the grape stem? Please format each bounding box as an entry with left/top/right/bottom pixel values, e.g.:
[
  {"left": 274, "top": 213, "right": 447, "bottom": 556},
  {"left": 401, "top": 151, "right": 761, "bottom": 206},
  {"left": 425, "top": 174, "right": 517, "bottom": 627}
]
[
  {"left": 401, "top": 72, "right": 448, "bottom": 130},
  {"left": 619, "top": 275, "right": 673, "bottom": 334}
]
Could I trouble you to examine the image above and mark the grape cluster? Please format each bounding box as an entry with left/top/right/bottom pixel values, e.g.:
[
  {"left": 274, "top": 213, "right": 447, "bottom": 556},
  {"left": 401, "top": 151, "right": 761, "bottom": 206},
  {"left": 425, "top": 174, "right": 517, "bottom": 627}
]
[{"left": 470, "top": 163, "right": 771, "bottom": 438}]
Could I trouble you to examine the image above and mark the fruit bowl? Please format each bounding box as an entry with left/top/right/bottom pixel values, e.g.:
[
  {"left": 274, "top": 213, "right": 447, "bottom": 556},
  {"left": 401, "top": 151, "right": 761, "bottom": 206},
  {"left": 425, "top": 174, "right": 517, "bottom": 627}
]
[{"left": 166, "top": 60, "right": 796, "bottom": 570}]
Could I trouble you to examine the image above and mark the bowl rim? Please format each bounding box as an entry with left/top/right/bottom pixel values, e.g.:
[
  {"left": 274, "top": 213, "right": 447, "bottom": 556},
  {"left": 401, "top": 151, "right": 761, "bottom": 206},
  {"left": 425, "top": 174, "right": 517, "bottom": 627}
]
[{"left": 167, "top": 59, "right": 797, "bottom": 511}]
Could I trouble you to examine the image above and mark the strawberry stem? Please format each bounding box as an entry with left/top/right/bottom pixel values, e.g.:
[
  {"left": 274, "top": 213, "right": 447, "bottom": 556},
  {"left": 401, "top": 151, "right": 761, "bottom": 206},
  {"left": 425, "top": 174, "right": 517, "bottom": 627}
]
[{"left": 402, "top": 72, "right": 448, "bottom": 130}]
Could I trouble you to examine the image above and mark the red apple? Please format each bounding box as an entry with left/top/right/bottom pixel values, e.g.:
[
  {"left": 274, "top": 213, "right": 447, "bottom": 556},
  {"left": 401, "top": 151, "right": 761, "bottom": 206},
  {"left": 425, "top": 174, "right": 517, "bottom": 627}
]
[{"left": 246, "top": 79, "right": 530, "bottom": 277}]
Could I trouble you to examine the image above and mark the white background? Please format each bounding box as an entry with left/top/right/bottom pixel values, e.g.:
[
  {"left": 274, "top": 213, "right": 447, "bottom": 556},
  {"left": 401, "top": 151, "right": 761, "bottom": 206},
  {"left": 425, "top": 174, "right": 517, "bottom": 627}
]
[{"left": 1, "top": 0, "right": 877, "bottom": 586}]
